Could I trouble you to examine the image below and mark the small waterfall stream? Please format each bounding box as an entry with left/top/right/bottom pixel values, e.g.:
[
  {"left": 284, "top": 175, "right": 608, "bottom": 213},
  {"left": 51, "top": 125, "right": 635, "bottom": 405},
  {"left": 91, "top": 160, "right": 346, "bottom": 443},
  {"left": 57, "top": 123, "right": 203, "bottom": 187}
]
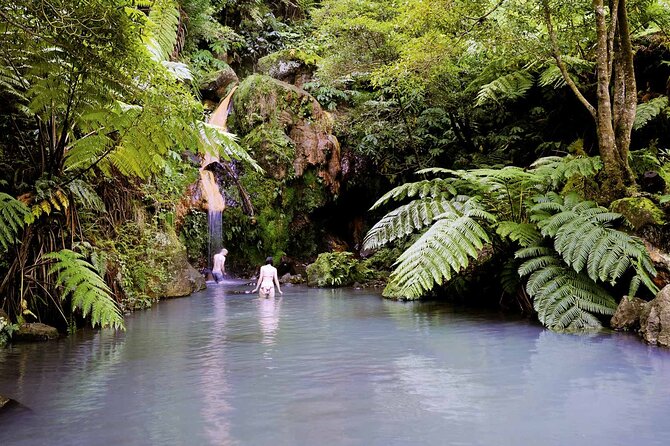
[{"left": 200, "top": 86, "right": 238, "bottom": 267}]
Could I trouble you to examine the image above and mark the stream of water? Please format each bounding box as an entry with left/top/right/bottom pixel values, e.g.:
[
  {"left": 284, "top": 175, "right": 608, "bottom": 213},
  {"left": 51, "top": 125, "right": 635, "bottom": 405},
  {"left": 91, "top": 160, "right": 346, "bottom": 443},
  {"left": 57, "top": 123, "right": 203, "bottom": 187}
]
[{"left": 1, "top": 281, "right": 669, "bottom": 445}]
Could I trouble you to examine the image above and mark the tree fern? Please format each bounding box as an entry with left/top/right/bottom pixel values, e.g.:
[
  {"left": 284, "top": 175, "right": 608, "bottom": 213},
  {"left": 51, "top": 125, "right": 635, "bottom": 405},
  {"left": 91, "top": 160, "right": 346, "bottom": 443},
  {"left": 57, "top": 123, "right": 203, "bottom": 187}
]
[
  {"left": 531, "top": 192, "right": 658, "bottom": 297},
  {"left": 143, "top": 0, "right": 181, "bottom": 62},
  {"left": 0, "top": 193, "right": 34, "bottom": 250},
  {"left": 44, "top": 250, "right": 124, "bottom": 330},
  {"left": 633, "top": 96, "right": 669, "bottom": 131},
  {"left": 531, "top": 155, "right": 602, "bottom": 189},
  {"left": 364, "top": 194, "right": 468, "bottom": 249},
  {"left": 381, "top": 199, "right": 495, "bottom": 299},
  {"left": 476, "top": 70, "right": 534, "bottom": 106},
  {"left": 517, "top": 246, "right": 616, "bottom": 330}
]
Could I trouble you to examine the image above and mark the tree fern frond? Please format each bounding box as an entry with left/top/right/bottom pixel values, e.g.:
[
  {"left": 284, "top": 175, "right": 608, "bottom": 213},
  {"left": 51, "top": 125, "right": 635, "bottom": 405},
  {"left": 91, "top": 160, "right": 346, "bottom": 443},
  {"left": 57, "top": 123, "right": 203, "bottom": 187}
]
[
  {"left": 143, "top": 0, "right": 180, "bottom": 62},
  {"left": 519, "top": 248, "right": 616, "bottom": 330},
  {"left": 66, "top": 180, "right": 105, "bottom": 211},
  {"left": 531, "top": 155, "right": 602, "bottom": 188},
  {"left": 531, "top": 192, "right": 658, "bottom": 294},
  {"left": 369, "top": 177, "right": 457, "bottom": 210},
  {"left": 198, "top": 122, "right": 261, "bottom": 172},
  {"left": 634, "top": 96, "right": 668, "bottom": 130},
  {"left": 476, "top": 70, "right": 534, "bottom": 106},
  {"left": 364, "top": 194, "right": 459, "bottom": 249},
  {"left": 496, "top": 221, "right": 542, "bottom": 247},
  {"left": 44, "top": 250, "right": 124, "bottom": 330},
  {"left": 383, "top": 214, "right": 492, "bottom": 299},
  {"left": 0, "top": 193, "right": 34, "bottom": 250}
]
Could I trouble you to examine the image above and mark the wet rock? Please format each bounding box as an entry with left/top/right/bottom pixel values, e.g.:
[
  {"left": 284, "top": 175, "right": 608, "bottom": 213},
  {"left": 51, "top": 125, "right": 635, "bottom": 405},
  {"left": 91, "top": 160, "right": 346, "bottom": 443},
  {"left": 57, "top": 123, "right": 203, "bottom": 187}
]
[
  {"left": 611, "top": 297, "right": 648, "bottom": 331},
  {"left": 639, "top": 285, "right": 670, "bottom": 347},
  {"left": 643, "top": 240, "right": 670, "bottom": 288},
  {"left": 163, "top": 249, "right": 207, "bottom": 298},
  {"left": 13, "top": 323, "right": 59, "bottom": 342},
  {"left": 199, "top": 64, "right": 238, "bottom": 102},
  {"left": 231, "top": 74, "right": 341, "bottom": 194},
  {"left": 257, "top": 49, "right": 317, "bottom": 89}
]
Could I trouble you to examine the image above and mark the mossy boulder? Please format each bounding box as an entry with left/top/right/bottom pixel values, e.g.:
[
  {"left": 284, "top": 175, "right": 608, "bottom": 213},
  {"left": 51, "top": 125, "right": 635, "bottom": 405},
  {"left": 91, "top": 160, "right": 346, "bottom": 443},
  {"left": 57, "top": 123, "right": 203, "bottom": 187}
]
[
  {"left": 199, "top": 63, "right": 238, "bottom": 101},
  {"left": 257, "top": 49, "right": 319, "bottom": 88},
  {"left": 230, "top": 74, "right": 340, "bottom": 194},
  {"left": 13, "top": 323, "right": 59, "bottom": 342},
  {"left": 610, "top": 197, "right": 666, "bottom": 230}
]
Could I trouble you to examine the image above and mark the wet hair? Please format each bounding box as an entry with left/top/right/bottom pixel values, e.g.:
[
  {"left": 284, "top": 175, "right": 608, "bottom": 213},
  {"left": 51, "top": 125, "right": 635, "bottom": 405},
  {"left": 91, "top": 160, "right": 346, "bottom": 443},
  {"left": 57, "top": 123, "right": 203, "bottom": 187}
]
[
  {"left": 265, "top": 257, "right": 273, "bottom": 265},
  {"left": 221, "top": 248, "right": 228, "bottom": 255}
]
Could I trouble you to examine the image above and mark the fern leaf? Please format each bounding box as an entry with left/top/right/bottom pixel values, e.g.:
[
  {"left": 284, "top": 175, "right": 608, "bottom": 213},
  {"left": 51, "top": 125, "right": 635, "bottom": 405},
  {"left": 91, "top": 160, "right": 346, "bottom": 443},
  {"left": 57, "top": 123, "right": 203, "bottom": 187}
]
[
  {"left": 0, "top": 193, "right": 34, "bottom": 250},
  {"left": 66, "top": 180, "right": 105, "bottom": 211},
  {"left": 383, "top": 213, "right": 492, "bottom": 299},
  {"left": 44, "top": 249, "right": 124, "bottom": 330},
  {"left": 634, "top": 96, "right": 669, "bottom": 130},
  {"left": 476, "top": 70, "right": 534, "bottom": 106},
  {"left": 143, "top": 0, "right": 180, "bottom": 62},
  {"left": 519, "top": 249, "right": 616, "bottom": 330},
  {"left": 369, "top": 177, "right": 457, "bottom": 210},
  {"left": 496, "top": 221, "right": 541, "bottom": 247}
]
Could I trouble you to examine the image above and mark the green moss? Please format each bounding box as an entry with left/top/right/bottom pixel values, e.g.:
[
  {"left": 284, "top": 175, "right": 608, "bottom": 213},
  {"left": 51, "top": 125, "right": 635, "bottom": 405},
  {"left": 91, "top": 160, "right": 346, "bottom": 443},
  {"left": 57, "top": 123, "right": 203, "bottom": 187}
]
[
  {"left": 306, "top": 252, "right": 370, "bottom": 287},
  {"left": 257, "top": 49, "right": 321, "bottom": 74},
  {"left": 610, "top": 197, "right": 666, "bottom": 230},
  {"left": 231, "top": 74, "right": 315, "bottom": 135}
]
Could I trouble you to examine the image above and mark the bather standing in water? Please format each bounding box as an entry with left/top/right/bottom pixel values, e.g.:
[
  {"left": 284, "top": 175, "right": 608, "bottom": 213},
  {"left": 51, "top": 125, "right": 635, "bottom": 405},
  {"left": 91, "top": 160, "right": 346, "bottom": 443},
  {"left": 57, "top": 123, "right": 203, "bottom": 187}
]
[
  {"left": 212, "top": 248, "right": 228, "bottom": 283},
  {"left": 252, "top": 257, "right": 283, "bottom": 298}
]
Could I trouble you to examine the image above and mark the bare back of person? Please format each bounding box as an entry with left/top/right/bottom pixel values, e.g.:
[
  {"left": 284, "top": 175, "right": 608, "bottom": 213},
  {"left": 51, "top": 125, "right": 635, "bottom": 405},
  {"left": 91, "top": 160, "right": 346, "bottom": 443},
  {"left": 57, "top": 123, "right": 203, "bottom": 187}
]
[{"left": 252, "top": 258, "right": 283, "bottom": 298}]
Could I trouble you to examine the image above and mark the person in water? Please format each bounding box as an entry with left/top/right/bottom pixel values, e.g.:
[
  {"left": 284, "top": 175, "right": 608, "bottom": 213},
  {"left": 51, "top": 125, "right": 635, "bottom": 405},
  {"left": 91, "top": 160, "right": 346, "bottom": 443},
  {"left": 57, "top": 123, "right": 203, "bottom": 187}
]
[
  {"left": 252, "top": 257, "right": 283, "bottom": 298},
  {"left": 212, "top": 248, "right": 228, "bottom": 283}
]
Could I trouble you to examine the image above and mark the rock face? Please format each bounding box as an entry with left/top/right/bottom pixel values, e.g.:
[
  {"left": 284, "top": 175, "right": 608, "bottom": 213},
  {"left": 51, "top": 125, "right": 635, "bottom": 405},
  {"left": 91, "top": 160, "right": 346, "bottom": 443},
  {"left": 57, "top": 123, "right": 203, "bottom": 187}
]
[
  {"left": 163, "top": 248, "right": 207, "bottom": 298},
  {"left": 231, "top": 74, "right": 341, "bottom": 195},
  {"left": 199, "top": 64, "right": 239, "bottom": 101},
  {"left": 610, "top": 197, "right": 665, "bottom": 230},
  {"left": 611, "top": 297, "right": 648, "bottom": 331},
  {"left": 639, "top": 285, "right": 670, "bottom": 347},
  {"left": 13, "top": 323, "right": 59, "bottom": 342},
  {"left": 257, "top": 49, "right": 317, "bottom": 89}
]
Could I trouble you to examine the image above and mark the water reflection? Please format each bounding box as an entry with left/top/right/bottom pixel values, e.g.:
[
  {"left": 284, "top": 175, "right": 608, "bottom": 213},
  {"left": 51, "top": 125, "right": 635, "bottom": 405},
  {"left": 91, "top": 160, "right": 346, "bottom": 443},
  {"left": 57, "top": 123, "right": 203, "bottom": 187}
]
[
  {"left": 2, "top": 287, "right": 670, "bottom": 446},
  {"left": 257, "top": 296, "right": 281, "bottom": 346},
  {"left": 199, "top": 291, "right": 235, "bottom": 445}
]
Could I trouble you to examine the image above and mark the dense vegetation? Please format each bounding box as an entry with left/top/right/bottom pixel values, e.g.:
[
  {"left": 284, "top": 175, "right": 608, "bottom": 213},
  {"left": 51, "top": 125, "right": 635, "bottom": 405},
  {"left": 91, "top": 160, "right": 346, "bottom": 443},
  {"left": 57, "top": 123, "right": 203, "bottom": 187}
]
[{"left": 2, "top": 0, "right": 670, "bottom": 341}]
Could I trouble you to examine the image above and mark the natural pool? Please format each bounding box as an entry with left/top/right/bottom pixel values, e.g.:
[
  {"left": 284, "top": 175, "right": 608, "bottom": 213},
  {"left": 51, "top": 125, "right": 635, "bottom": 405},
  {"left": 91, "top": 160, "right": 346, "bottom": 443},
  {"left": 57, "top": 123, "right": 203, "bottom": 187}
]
[{"left": 1, "top": 281, "right": 670, "bottom": 445}]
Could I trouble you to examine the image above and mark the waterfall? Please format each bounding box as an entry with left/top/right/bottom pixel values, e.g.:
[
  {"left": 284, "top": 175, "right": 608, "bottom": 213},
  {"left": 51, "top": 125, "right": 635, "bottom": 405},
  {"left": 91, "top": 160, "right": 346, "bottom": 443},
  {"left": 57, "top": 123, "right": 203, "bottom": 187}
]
[{"left": 201, "top": 86, "right": 238, "bottom": 268}]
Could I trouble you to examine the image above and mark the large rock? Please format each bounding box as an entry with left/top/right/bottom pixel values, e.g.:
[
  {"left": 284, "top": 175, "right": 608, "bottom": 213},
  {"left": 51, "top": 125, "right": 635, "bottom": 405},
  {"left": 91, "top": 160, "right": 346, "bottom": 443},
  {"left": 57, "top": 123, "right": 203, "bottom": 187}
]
[
  {"left": 639, "top": 285, "right": 670, "bottom": 347},
  {"left": 13, "top": 323, "right": 59, "bottom": 342},
  {"left": 257, "top": 49, "right": 318, "bottom": 89},
  {"left": 611, "top": 296, "right": 648, "bottom": 331},
  {"left": 199, "top": 64, "right": 238, "bottom": 101},
  {"left": 163, "top": 248, "right": 207, "bottom": 298},
  {"left": 231, "top": 74, "right": 341, "bottom": 194}
]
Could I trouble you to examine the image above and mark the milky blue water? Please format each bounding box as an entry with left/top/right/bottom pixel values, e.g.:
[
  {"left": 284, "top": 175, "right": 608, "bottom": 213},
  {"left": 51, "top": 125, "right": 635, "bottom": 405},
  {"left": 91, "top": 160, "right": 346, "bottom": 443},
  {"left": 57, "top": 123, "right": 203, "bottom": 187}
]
[{"left": 1, "top": 281, "right": 669, "bottom": 445}]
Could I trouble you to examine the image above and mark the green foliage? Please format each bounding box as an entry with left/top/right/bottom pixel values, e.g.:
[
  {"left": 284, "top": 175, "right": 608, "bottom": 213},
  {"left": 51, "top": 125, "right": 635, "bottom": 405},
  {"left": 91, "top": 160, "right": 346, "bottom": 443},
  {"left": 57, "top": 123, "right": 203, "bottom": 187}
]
[
  {"left": 365, "top": 155, "right": 658, "bottom": 330},
  {"left": 0, "top": 314, "right": 19, "bottom": 346},
  {"left": 0, "top": 193, "right": 34, "bottom": 251},
  {"left": 517, "top": 246, "right": 616, "bottom": 331},
  {"left": 44, "top": 249, "right": 124, "bottom": 330},
  {"left": 306, "top": 251, "right": 370, "bottom": 287},
  {"left": 634, "top": 96, "right": 669, "bottom": 131},
  {"left": 476, "top": 70, "right": 535, "bottom": 106}
]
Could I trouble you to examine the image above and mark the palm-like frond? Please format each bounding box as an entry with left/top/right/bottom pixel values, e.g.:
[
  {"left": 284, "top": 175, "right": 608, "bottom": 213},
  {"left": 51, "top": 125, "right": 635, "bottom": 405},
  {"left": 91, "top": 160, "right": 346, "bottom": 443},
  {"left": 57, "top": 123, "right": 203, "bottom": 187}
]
[
  {"left": 531, "top": 192, "right": 658, "bottom": 296},
  {"left": 476, "top": 70, "right": 534, "bottom": 106},
  {"left": 365, "top": 194, "right": 467, "bottom": 249},
  {"left": 44, "top": 249, "right": 124, "bottom": 330},
  {"left": 634, "top": 96, "right": 669, "bottom": 131},
  {"left": 496, "top": 221, "right": 541, "bottom": 247},
  {"left": 370, "top": 177, "right": 457, "bottom": 210},
  {"left": 67, "top": 180, "right": 105, "bottom": 211},
  {"left": 199, "top": 122, "right": 262, "bottom": 172},
  {"left": 531, "top": 155, "right": 602, "bottom": 189},
  {"left": 143, "top": 0, "right": 180, "bottom": 62},
  {"left": 0, "top": 193, "right": 34, "bottom": 250},
  {"left": 383, "top": 200, "right": 495, "bottom": 299},
  {"left": 517, "top": 246, "right": 616, "bottom": 330}
]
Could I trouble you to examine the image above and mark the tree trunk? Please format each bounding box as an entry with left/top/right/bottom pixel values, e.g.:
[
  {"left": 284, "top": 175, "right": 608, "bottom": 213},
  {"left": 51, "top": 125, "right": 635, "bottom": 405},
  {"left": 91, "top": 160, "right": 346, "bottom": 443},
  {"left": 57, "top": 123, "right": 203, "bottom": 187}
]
[{"left": 544, "top": 0, "right": 638, "bottom": 198}]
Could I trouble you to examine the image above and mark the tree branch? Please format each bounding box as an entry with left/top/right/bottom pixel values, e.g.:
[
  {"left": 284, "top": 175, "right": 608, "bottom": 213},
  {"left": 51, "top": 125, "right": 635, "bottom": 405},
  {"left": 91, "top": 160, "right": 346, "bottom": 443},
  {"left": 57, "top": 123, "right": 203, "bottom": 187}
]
[{"left": 541, "top": 0, "right": 597, "bottom": 119}]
